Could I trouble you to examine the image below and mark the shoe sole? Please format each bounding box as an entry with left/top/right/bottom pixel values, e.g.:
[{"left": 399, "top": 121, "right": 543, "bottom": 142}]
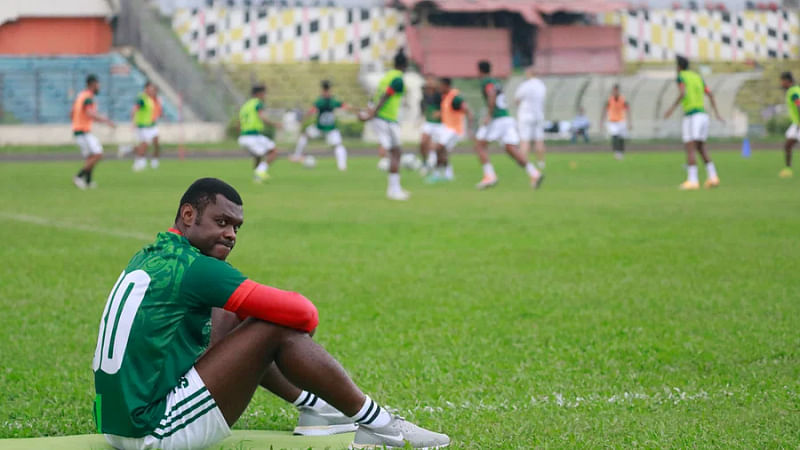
[
  {"left": 476, "top": 180, "right": 498, "bottom": 190},
  {"left": 293, "top": 423, "right": 358, "bottom": 436}
]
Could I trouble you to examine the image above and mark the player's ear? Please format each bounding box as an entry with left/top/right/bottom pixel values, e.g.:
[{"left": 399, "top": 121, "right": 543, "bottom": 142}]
[{"left": 179, "top": 204, "right": 196, "bottom": 227}]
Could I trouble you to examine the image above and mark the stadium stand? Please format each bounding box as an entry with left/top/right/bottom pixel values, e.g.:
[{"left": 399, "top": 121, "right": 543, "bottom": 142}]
[
  {"left": 0, "top": 53, "right": 179, "bottom": 124},
  {"left": 223, "top": 63, "right": 367, "bottom": 110}
]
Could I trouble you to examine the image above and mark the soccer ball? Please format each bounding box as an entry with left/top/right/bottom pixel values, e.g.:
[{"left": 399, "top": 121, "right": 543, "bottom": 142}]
[
  {"left": 302, "top": 155, "right": 316, "bottom": 168},
  {"left": 377, "top": 157, "right": 390, "bottom": 172},
  {"left": 400, "top": 153, "right": 422, "bottom": 171}
]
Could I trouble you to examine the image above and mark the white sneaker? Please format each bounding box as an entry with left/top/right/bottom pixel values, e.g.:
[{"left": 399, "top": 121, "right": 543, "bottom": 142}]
[
  {"left": 387, "top": 188, "right": 410, "bottom": 201},
  {"left": 132, "top": 159, "right": 147, "bottom": 172},
  {"left": 88, "top": 181, "right": 98, "bottom": 189},
  {"left": 351, "top": 415, "right": 450, "bottom": 449},
  {"left": 72, "top": 176, "right": 87, "bottom": 190},
  {"left": 293, "top": 404, "right": 357, "bottom": 436},
  {"left": 614, "top": 151, "right": 624, "bottom": 160},
  {"left": 150, "top": 159, "right": 159, "bottom": 169}
]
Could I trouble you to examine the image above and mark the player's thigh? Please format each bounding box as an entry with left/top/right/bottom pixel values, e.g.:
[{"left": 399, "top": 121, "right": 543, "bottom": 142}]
[
  {"left": 76, "top": 135, "right": 91, "bottom": 158},
  {"left": 681, "top": 117, "right": 693, "bottom": 143},
  {"left": 104, "top": 367, "right": 230, "bottom": 450},
  {"left": 500, "top": 117, "right": 521, "bottom": 146},
  {"left": 518, "top": 117, "right": 534, "bottom": 142},
  {"left": 693, "top": 114, "right": 709, "bottom": 142},
  {"left": 785, "top": 123, "right": 800, "bottom": 140},
  {"left": 437, "top": 127, "right": 460, "bottom": 151},
  {"left": 136, "top": 128, "right": 153, "bottom": 144},
  {"left": 195, "top": 319, "right": 304, "bottom": 423},
  {"left": 325, "top": 129, "right": 342, "bottom": 147},
  {"left": 83, "top": 134, "right": 103, "bottom": 156}
]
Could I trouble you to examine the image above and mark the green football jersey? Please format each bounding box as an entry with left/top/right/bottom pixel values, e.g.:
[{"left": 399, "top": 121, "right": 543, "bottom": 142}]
[
  {"left": 92, "top": 230, "right": 246, "bottom": 438},
  {"left": 421, "top": 92, "right": 442, "bottom": 123},
  {"left": 480, "top": 77, "right": 509, "bottom": 118},
  {"left": 314, "top": 96, "right": 343, "bottom": 131},
  {"left": 240, "top": 98, "right": 265, "bottom": 135},
  {"left": 785, "top": 85, "right": 800, "bottom": 125},
  {"left": 374, "top": 69, "right": 404, "bottom": 122},
  {"left": 677, "top": 70, "right": 706, "bottom": 115}
]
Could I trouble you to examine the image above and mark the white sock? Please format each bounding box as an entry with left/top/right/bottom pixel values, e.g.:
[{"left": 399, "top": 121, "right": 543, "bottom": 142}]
[
  {"left": 388, "top": 173, "right": 401, "bottom": 191},
  {"left": 426, "top": 152, "right": 437, "bottom": 168},
  {"left": 524, "top": 162, "right": 541, "bottom": 178},
  {"left": 256, "top": 161, "right": 268, "bottom": 173},
  {"left": 687, "top": 165, "right": 698, "bottom": 183},
  {"left": 294, "top": 135, "right": 308, "bottom": 157},
  {"left": 482, "top": 163, "right": 496, "bottom": 178},
  {"left": 292, "top": 390, "right": 329, "bottom": 411},
  {"left": 706, "top": 162, "right": 717, "bottom": 179},
  {"left": 134, "top": 157, "right": 146, "bottom": 166},
  {"left": 335, "top": 145, "right": 347, "bottom": 170},
  {"left": 349, "top": 395, "right": 391, "bottom": 429},
  {"left": 445, "top": 164, "right": 454, "bottom": 179}
]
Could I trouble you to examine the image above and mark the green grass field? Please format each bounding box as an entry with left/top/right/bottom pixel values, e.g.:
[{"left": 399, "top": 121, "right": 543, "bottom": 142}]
[{"left": 1, "top": 150, "right": 798, "bottom": 448}]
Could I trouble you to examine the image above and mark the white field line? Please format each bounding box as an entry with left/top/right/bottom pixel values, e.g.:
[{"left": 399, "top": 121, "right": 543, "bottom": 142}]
[
  {"left": 0, "top": 212, "right": 151, "bottom": 241},
  {"left": 240, "top": 387, "right": 729, "bottom": 425}
]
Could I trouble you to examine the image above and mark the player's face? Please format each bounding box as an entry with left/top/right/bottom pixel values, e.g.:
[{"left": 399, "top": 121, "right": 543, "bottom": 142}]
[
  {"left": 187, "top": 195, "right": 244, "bottom": 260},
  {"left": 90, "top": 81, "right": 100, "bottom": 94},
  {"left": 781, "top": 79, "right": 791, "bottom": 89}
]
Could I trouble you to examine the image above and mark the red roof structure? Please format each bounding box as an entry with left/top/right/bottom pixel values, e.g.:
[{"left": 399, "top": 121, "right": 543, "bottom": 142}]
[{"left": 396, "top": 0, "right": 629, "bottom": 25}]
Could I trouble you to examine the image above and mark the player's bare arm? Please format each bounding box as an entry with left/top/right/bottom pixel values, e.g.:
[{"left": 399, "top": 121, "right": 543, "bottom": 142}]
[
  {"left": 705, "top": 88, "right": 723, "bottom": 122},
  {"left": 664, "top": 83, "right": 685, "bottom": 119}
]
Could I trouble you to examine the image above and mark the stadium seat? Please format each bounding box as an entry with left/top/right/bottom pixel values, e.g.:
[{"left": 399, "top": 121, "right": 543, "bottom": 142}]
[{"left": 0, "top": 54, "right": 179, "bottom": 124}]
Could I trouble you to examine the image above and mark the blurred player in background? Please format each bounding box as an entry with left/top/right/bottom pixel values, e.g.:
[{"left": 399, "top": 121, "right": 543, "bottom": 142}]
[
  {"left": 150, "top": 85, "right": 163, "bottom": 168},
  {"left": 131, "top": 81, "right": 159, "bottom": 172},
  {"left": 779, "top": 71, "right": 800, "bottom": 178},
  {"left": 419, "top": 76, "right": 442, "bottom": 175},
  {"left": 290, "top": 80, "right": 351, "bottom": 171},
  {"left": 71, "top": 74, "right": 115, "bottom": 190},
  {"left": 360, "top": 49, "right": 410, "bottom": 200},
  {"left": 426, "top": 77, "right": 472, "bottom": 183},
  {"left": 474, "top": 60, "right": 544, "bottom": 190},
  {"left": 664, "top": 55, "right": 723, "bottom": 190},
  {"left": 600, "top": 84, "right": 630, "bottom": 160},
  {"left": 514, "top": 67, "right": 547, "bottom": 168},
  {"left": 238, "top": 85, "right": 282, "bottom": 183}
]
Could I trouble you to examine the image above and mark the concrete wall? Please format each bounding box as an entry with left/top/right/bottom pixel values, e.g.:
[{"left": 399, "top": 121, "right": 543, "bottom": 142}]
[
  {"left": 534, "top": 26, "right": 623, "bottom": 75},
  {"left": 0, "top": 122, "right": 225, "bottom": 146},
  {"left": 0, "top": 18, "right": 113, "bottom": 55},
  {"left": 413, "top": 26, "right": 512, "bottom": 78}
]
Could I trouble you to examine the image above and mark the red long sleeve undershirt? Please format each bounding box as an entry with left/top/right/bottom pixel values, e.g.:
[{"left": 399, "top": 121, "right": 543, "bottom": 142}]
[{"left": 223, "top": 280, "right": 319, "bottom": 332}]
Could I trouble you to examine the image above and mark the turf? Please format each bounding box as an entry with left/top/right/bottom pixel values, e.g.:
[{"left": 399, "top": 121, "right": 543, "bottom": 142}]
[{"left": 0, "top": 150, "right": 798, "bottom": 448}]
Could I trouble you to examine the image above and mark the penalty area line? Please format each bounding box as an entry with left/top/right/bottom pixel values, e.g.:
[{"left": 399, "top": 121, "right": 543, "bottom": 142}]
[{"left": 0, "top": 212, "right": 151, "bottom": 241}]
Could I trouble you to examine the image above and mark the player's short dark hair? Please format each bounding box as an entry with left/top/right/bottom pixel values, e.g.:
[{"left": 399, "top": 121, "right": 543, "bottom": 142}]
[
  {"left": 175, "top": 178, "right": 243, "bottom": 223},
  {"left": 86, "top": 74, "right": 98, "bottom": 85},
  {"left": 478, "top": 60, "right": 491, "bottom": 74},
  {"left": 440, "top": 77, "right": 452, "bottom": 86},
  {"left": 781, "top": 71, "right": 794, "bottom": 82},
  {"left": 321, "top": 80, "right": 331, "bottom": 90},
  {"left": 393, "top": 49, "right": 407, "bottom": 69},
  {"left": 676, "top": 55, "right": 689, "bottom": 70},
  {"left": 251, "top": 84, "right": 266, "bottom": 95}
]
